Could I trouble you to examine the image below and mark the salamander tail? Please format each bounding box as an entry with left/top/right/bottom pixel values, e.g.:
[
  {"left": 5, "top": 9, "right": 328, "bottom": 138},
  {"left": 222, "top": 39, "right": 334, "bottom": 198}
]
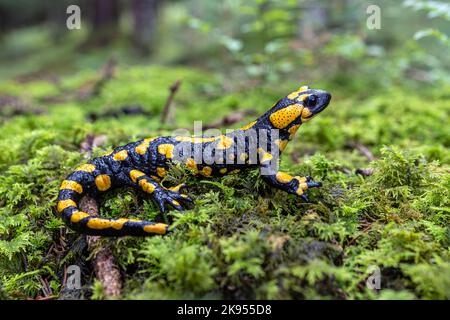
[{"left": 56, "top": 174, "right": 169, "bottom": 236}]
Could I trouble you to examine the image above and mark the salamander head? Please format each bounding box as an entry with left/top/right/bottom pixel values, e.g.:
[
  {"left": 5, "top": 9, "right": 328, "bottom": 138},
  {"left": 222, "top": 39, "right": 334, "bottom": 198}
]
[
  {"left": 266, "top": 86, "right": 332, "bottom": 130},
  {"left": 285, "top": 86, "right": 331, "bottom": 120}
]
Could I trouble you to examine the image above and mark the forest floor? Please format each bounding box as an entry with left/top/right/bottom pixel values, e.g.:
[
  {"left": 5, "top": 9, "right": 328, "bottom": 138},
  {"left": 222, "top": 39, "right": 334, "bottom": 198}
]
[{"left": 0, "top": 35, "right": 449, "bottom": 299}]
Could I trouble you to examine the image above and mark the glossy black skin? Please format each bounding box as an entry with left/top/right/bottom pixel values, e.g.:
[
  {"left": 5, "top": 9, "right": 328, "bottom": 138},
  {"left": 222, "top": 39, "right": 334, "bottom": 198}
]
[{"left": 56, "top": 88, "right": 331, "bottom": 236}]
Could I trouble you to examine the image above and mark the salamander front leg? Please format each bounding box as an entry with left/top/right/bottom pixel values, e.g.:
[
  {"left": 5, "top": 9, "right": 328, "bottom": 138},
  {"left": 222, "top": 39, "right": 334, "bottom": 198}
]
[
  {"left": 129, "top": 170, "right": 193, "bottom": 213},
  {"left": 259, "top": 163, "right": 321, "bottom": 202}
]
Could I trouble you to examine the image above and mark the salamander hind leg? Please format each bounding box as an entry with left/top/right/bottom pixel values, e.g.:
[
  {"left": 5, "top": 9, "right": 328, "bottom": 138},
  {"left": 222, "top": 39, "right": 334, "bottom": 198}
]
[
  {"left": 57, "top": 166, "right": 171, "bottom": 237},
  {"left": 129, "top": 169, "right": 193, "bottom": 213}
]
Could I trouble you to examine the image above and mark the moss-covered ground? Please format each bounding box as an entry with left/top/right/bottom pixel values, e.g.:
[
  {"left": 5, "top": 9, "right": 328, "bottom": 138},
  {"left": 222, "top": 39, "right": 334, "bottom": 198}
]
[{"left": 0, "top": 56, "right": 449, "bottom": 299}]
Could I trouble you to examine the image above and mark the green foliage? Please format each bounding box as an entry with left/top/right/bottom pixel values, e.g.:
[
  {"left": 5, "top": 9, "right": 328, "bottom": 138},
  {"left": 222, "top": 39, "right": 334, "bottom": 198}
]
[
  {"left": 0, "top": 61, "right": 448, "bottom": 300},
  {"left": 0, "top": 1, "right": 449, "bottom": 299}
]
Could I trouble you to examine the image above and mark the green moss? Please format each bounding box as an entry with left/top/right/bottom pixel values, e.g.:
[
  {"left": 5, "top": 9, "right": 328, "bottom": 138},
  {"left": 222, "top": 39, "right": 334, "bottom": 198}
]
[{"left": 0, "top": 63, "right": 448, "bottom": 300}]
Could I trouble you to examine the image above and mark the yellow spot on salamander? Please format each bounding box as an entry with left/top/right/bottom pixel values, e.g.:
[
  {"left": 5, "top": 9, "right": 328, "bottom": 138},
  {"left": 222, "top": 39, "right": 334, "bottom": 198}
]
[
  {"left": 168, "top": 183, "right": 184, "bottom": 193},
  {"left": 240, "top": 121, "right": 257, "bottom": 131},
  {"left": 157, "top": 144, "right": 175, "bottom": 159},
  {"left": 139, "top": 179, "right": 156, "bottom": 193},
  {"left": 275, "top": 139, "right": 288, "bottom": 152},
  {"left": 219, "top": 168, "right": 227, "bottom": 174},
  {"left": 109, "top": 218, "right": 130, "bottom": 230},
  {"left": 143, "top": 223, "right": 167, "bottom": 235},
  {"left": 258, "top": 148, "right": 273, "bottom": 163},
  {"left": 288, "top": 91, "right": 309, "bottom": 100},
  {"left": 295, "top": 182, "right": 308, "bottom": 195},
  {"left": 186, "top": 158, "right": 197, "bottom": 170},
  {"left": 130, "top": 170, "right": 145, "bottom": 183},
  {"left": 287, "top": 92, "right": 299, "bottom": 99},
  {"left": 298, "top": 86, "right": 309, "bottom": 92},
  {"left": 200, "top": 166, "right": 212, "bottom": 177},
  {"left": 301, "top": 107, "right": 312, "bottom": 119},
  {"left": 60, "top": 180, "right": 83, "bottom": 194},
  {"left": 70, "top": 211, "right": 90, "bottom": 223},
  {"left": 113, "top": 150, "right": 128, "bottom": 161},
  {"left": 57, "top": 199, "right": 77, "bottom": 213},
  {"left": 276, "top": 172, "right": 293, "bottom": 184},
  {"left": 269, "top": 104, "right": 303, "bottom": 129},
  {"left": 86, "top": 218, "right": 131, "bottom": 230},
  {"left": 95, "top": 174, "right": 111, "bottom": 191},
  {"left": 76, "top": 164, "right": 96, "bottom": 172},
  {"left": 172, "top": 200, "right": 180, "bottom": 206},
  {"left": 239, "top": 153, "right": 248, "bottom": 162},
  {"left": 261, "top": 152, "right": 273, "bottom": 163},
  {"left": 135, "top": 138, "right": 154, "bottom": 155},
  {"left": 87, "top": 218, "right": 113, "bottom": 230},
  {"left": 295, "top": 177, "right": 308, "bottom": 183},
  {"left": 216, "top": 136, "right": 233, "bottom": 149},
  {"left": 157, "top": 167, "right": 167, "bottom": 177},
  {"left": 288, "top": 124, "right": 301, "bottom": 139}
]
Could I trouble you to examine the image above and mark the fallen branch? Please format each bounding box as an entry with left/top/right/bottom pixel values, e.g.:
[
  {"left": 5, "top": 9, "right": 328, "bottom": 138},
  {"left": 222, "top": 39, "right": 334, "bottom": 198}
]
[
  {"left": 78, "top": 56, "right": 117, "bottom": 101},
  {"left": 41, "top": 57, "right": 117, "bottom": 104},
  {"left": 79, "top": 134, "right": 108, "bottom": 157},
  {"left": 346, "top": 142, "right": 376, "bottom": 162},
  {"left": 355, "top": 168, "right": 374, "bottom": 177},
  {"left": 0, "top": 95, "right": 45, "bottom": 117},
  {"left": 79, "top": 196, "right": 122, "bottom": 298},
  {"left": 346, "top": 224, "right": 372, "bottom": 246},
  {"left": 160, "top": 79, "right": 182, "bottom": 125},
  {"left": 335, "top": 167, "right": 353, "bottom": 175},
  {"left": 87, "top": 104, "right": 152, "bottom": 122}
]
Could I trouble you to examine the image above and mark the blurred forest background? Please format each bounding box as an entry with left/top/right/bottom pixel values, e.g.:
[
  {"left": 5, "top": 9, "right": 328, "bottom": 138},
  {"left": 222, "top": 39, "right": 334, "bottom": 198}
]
[
  {"left": 0, "top": 0, "right": 449, "bottom": 86},
  {"left": 0, "top": 0, "right": 448, "bottom": 300}
]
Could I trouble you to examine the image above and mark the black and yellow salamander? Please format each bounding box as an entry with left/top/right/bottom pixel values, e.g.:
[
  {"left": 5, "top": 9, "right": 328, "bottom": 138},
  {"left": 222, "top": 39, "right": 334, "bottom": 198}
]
[{"left": 56, "top": 86, "right": 331, "bottom": 236}]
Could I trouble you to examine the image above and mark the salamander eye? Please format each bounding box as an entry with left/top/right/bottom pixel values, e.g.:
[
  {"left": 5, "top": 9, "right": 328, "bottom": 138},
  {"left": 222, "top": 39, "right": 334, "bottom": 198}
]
[{"left": 307, "top": 95, "right": 318, "bottom": 107}]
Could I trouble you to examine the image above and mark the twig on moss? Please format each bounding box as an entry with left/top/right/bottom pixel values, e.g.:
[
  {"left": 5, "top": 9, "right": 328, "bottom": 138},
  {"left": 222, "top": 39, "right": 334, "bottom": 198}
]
[
  {"left": 160, "top": 79, "right": 182, "bottom": 125},
  {"left": 79, "top": 196, "right": 122, "bottom": 298},
  {"left": 39, "top": 277, "right": 52, "bottom": 297},
  {"left": 78, "top": 56, "right": 117, "bottom": 100},
  {"left": 347, "top": 142, "right": 376, "bottom": 162},
  {"left": 347, "top": 224, "right": 372, "bottom": 246},
  {"left": 336, "top": 167, "right": 353, "bottom": 175},
  {"left": 87, "top": 104, "right": 152, "bottom": 122},
  {"left": 79, "top": 134, "right": 108, "bottom": 157},
  {"left": 355, "top": 168, "right": 374, "bottom": 177},
  {"left": 41, "top": 57, "right": 117, "bottom": 104},
  {"left": 0, "top": 95, "right": 45, "bottom": 117}
]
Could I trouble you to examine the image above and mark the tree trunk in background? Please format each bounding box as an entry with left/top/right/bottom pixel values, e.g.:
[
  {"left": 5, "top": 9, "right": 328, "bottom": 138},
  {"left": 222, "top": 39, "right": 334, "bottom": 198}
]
[
  {"left": 88, "top": 0, "right": 120, "bottom": 46},
  {"left": 131, "top": 0, "right": 161, "bottom": 54},
  {"left": 298, "top": 1, "right": 328, "bottom": 47},
  {"left": 93, "top": 0, "right": 119, "bottom": 31}
]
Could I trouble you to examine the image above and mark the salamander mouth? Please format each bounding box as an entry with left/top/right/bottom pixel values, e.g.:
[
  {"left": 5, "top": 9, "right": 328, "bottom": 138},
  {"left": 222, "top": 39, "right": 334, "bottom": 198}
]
[{"left": 314, "top": 102, "right": 329, "bottom": 114}]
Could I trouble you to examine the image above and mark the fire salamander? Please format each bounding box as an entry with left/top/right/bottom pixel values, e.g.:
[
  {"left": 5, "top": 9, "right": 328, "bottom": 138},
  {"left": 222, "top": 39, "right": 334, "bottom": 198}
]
[{"left": 56, "top": 86, "right": 331, "bottom": 236}]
